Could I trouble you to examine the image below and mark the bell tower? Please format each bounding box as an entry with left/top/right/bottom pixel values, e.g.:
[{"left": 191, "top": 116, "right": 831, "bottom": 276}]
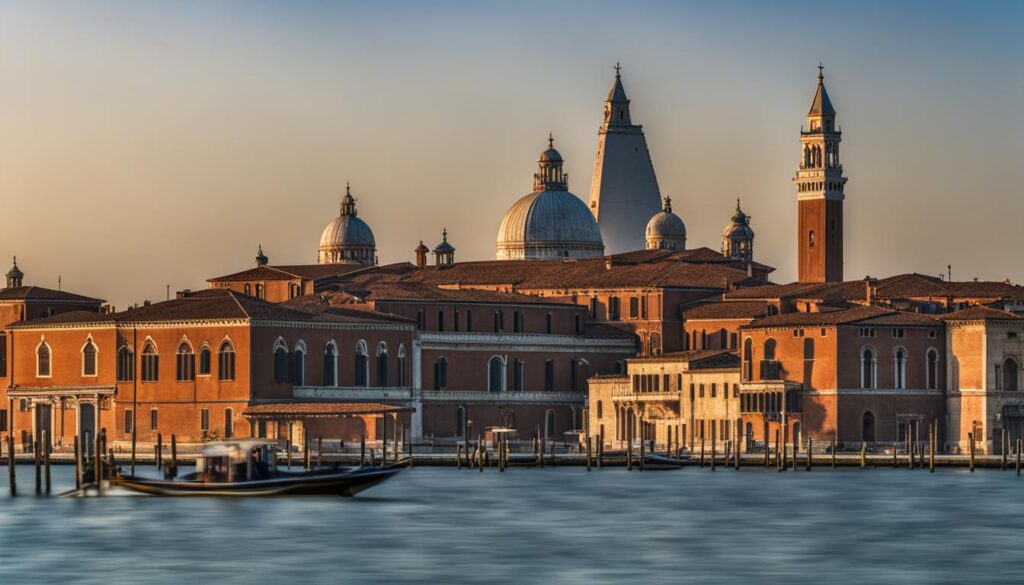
[{"left": 795, "top": 65, "right": 846, "bottom": 283}]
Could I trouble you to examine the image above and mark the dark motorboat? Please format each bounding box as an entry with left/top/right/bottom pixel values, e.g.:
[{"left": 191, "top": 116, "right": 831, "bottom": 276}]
[
  {"left": 113, "top": 440, "right": 407, "bottom": 497},
  {"left": 642, "top": 453, "right": 691, "bottom": 470}
]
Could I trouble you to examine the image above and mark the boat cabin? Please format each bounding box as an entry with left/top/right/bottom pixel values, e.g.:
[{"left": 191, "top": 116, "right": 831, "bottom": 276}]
[{"left": 194, "top": 440, "right": 278, "bottom": 482}]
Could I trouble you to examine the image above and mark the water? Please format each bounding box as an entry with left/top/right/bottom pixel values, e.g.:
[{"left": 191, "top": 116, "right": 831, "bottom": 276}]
[{"left": 1, "top": 464, "right": 1022, "bottom": 584}]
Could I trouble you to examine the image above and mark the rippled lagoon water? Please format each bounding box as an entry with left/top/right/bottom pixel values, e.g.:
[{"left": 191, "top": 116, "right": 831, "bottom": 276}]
[{"left": 2, "top": 464, "right": 1023, "bottom": 584}]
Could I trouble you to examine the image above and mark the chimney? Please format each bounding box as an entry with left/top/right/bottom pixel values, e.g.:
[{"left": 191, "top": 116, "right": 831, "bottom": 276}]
[
  {"left": 176, "top": 289, "right": 192, "bottom": 299},
  {"left": 864, "top": 276, "right": 877, "bottom": 305},
  {"left": 605, "top": 257, "right": 613, "bottom": 271},
  {"left": 414, "top": 241, "right": 429, "bottom": 270},
  {"left": 143, "top": 300, "right": 151, "bottom": 306}
]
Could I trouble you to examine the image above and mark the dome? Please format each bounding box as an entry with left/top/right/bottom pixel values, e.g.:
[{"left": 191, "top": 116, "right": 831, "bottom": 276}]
[
  {"left": 722, "top": 199, "right": 754, "bottom": 262},
  {"left": 433, "top": 228, "right": 455, "bottom": 254},
  {"left": 320, "top": 215, "right": 376, "bottom": 248},
  {"left": 645, "top": 197, "right": 686, "bottom": 251},
  {"left": 317, "top": 184, "right": 377, "bottom": 265},
  {"left": 496, "top": 136, "right": 604, "bottom": 261},
  {"left": 496, "top": 190, "right": 604, "bottom": 260}
]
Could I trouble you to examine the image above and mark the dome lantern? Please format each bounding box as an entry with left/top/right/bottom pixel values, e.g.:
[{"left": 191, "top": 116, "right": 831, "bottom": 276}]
[
  {"left": 722, "top": 198, "right": 755, "bottom": 262},
  {"left": 6, "top": 256, "right": 23, "bottom": 288},
  {"left": 433, "top": 229, "right": 456, "bottom": 267}
]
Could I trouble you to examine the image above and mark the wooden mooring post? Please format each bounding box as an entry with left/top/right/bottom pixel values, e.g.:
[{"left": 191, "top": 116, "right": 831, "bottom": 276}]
[
  {"left": 774, "top": 429, "right": 781, "bottom": 471},
  {"left": 33, "top": 439, "right": 41, "bottom": 495},
  {"left": 317, "top": 436, "right": 323, "bottom": 468},
  {"left": 1002, "top": 429, "right": 1008, "bottom": 471},
  {"left": 860, "top": 441, "right": 866, "bottom": 469},
  {"left": 456, "top": 443, "right": 463, "bottom": 469},
  {"left": 156, "top": 433, "right": 162, "bottom": 470},
  {"left": 639, "top": 438, "right": 646, "bottom": 472},
  {"left": 43, "top": 431, "right": 51, "bottom": 495},
  {"left": 6, "top": 435, "right": 15, "bottom": 496},
  {"left": 907, "top": 426, "right": 914, "bottom": 470},
  {"left": 969, "top": 432, "right": 975, "bottom": 472},
  {"left": 598, "top": 437, "right": 604, "bottom": 468},
  {"left": 586, "top": 436, "right": 592, "bottom": 472},
  {"left": 698, "top": 438, "right": 704, "bottom": 468},
  {"left": 170, "top": 433, "right": 178, "bottom": 478},
  {"left": 929, "top": 424, "right": 935, "bottom": 473},
  {"left": 806, "top": 438, "right": 812, "bottom": 471},
  {"left": 831, "top": 439, "right": 837, "bottom": 468},
  {"left": 1017, "top": 439, "right": 1022, "bottom": 476},
  {"left": 360, "top": 434, "right": 366, "bottom": 467},
  {"left": 95, "top": 428, "right": 104, "bottom": 494},
  {"left": 74, "top": 435, "right": 82, "bottom": 490},
  {"left": 286, "top": 437, "right": 292, "bottom": 469},
  {"left": 709, "top": 433, "right": 715, "bottom": 472}
]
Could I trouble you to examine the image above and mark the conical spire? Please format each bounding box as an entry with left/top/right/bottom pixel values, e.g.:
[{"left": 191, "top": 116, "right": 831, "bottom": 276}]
[
  {"left": 807, "top": 63, "right": 836, "bottom": 117},
  {"left": 604, "top": 63, "right": 632, "bottom": 127},
  {"left": 340, "top": 182, "right": 358, "bottom": 216}
]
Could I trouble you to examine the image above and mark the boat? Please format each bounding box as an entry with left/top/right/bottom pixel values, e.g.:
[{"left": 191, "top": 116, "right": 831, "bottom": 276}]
[
  {"left": 112, "top": 440, "right": 408, "bottom": 497},
  {"left": 642, "top": 453, "right": 692, "bottom": 470}
]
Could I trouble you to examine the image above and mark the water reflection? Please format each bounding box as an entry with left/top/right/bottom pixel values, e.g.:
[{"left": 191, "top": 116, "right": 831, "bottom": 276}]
[{"left": 1, "top": 465, "right": 1021, "bottom": 584}]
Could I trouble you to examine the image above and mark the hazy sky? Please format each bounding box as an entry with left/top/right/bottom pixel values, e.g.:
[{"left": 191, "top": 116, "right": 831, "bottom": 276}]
[{"left": 1, "top": 1, "right": 1022, "bottom": 308}]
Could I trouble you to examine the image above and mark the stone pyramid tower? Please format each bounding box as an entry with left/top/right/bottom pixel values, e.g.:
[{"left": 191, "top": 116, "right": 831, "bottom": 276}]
[{"left": 588, "top": 64, "right": 662, "bottom": 254}]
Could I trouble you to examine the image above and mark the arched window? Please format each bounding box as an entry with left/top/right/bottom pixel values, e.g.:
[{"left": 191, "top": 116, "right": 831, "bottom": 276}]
[
  {"left": 273, "top": 341, "right": 289, "bottom": 383},
  {"left": 1004, "top": 357, "right": 1019, "bottom": 391},
  {"left": 763, "top": 338, "right": 776, "bottom": 360},
  {"left": 434, "top": 357, "right": 448, "bottom": 390},
  {"left": 742, "top": 337, "right": 753, "bottom": 381},
  {"left": 544, "top": 359, "right": 554, "bottom": 391},
  {"left": 323, "top": 341, "right": 338, "bottom": 386},
  {"left": 613, "top": 360, "right": 623, "bottom": 375},
  {"left": 355, "top": 340, "right": 369, "bottom": 387},
  {"left": 244, "top": 284, "right": 251, "bottom": 295},
  {"left": 860, "top": 346, "right": 876, "bottom": 389},
  {"left": 218, "top": 341, "right": 235, "bottom": 381},
  {"left": 292, "top": 342, "right": 306, "bottom": 385},
  {"left": 198, "top": 345, "right": 212, "bottom": 376},
  {"left": 224, "top": 408, "right": 234, "bottom": 438},
  {"left": 650, "top": 332, "right": 662, "bottom": 356},
  {"left": 176, "top": 341, "right": 195, "bottom": 381},
  {"left": 116, "top": 346, "right": 134, "bottom": 382},
  {"left": 397, "top": 345, "right": 407, "bottom": 387},
  {"left": 36, "top": 341, "right": 51, "bottom": 377},
  {"left": 863, "top": 411, "right": 876, "bottom": 443},
  {"left": 894, "top": 348, "right": 907, "bottom": 389},
  {"left": 82, "top": 338, "right": 98, "bottom": 377},
  {"left": 376, "top": 342, "right": 389, "bottom": 387},
  {"left": 596, "top": 400, "right": 603, "bottom": 419},
  {"left": 512, "top": 358, "right": 524, "bottom": 391},
  {"left": 141, "top": 341, "right": 159, "bottom": 382},
  {"left": 488, "top": 356, "right": 505, "bottom": 392},
  {"left": 926, "top": 349, "right": 938, "bottom": 390},
  {"left": 803, "top": 338, "right": 814, "bottom": 360},
  {"left": 456, "top": 406, "right": 466, "bottom": 438},
  {"left": 545, "top": 409, "right": 556, "bottom": 439}
]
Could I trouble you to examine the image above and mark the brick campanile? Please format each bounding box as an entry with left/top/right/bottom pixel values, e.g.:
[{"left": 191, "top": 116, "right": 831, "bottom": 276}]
[{"left": 795, "top": 65, "right": 847, "bottom": 283}]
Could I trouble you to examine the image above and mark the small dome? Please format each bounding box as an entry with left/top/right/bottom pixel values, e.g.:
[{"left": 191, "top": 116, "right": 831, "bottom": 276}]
[
  {"left": 320, "top": 215, "right": 375, "bottom": 248},
  {"left": 434, "top": 229, "right": 455, "bottom": 254},
  {"left": 539, "top": 133, "right": 563, "bottom": 163},
  {"left": 415, "top": 241, "right": 430, "bottom": 254},
  {"left": 6, "top": 258, "right": 23, "bottom": 280},
  {"left": 723, "top": 200, "right": 754, "bottom": 240},
  {"left": 645, "top": 197, "right": 686, "bottom": 251}
]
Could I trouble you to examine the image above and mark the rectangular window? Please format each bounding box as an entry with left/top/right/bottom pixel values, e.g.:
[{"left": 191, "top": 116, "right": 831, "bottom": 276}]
[
  {"left": 0, "top": 333, "right": 6, "bottom": 377},
  {"left": 699, "top": 384, "right": 705, "bottom": 398},
  {"left": 711, "top": 383, "right": 717, "bottom": 398},
  {"left": 437, "top": 310, "right": 445, "bottom": 332},
  {"left": 224, "top": 409, "right": 234, "bottom": 438},
  {"left": 729, "top": 333, "right": 738, "bottom": 350},
  {"left": 858, "top": 328, "right": 875, "bottom": 338},
  {"left": 545, "top": 360, "right": 554, "bottom": 392},
  {"left": 466, "top": 310, "right": 473, "bottom": 332},
  {"left": 641, "top": 297, "right": 648, "bottom": 320},
  {"left": 454, "top": 309, "right": 460, "bottom": 332},
  {"left": 200, "top": 409, "right": 210, "bottom": 433},
  {"left": 893, "top": 328, "right": 905, "bottom": 339},
  {"left": 513, "top": 311, "right": 522, "bottom": 333},
  {"left": 150, "top": 409, "right": 158, "bottom": 431},
  {"left": 574, "top": 315, "right": 582, "bottom": 334},
  {"left": 689, "top": 383, "right": 695, "bottom": 401},
  {"left": 821, "top": 328, "right": 827, "bottom": 336},
  {"left": 629, "top": 297, "right": 639, "bottom": 319},
  {"left": 416, "top": 311, "right": 424, "bottom": 330},
  {"left": 929, "top": 330, "right": 938, "bottom": 339},
  {"left": 0, "top": 409, "right": 6, "bottom": 432},
  {"left": 546, "top": 313, "right": 553, "bottom": 334},
  {"left": 663, "top": 374, "right": 670, "bottom": 392},
  {"left": 589, "top": 297, "right": 598, "bottom": 319},
  {"left": 733, "top": 383, "right": 739, "bottom": 398},
  {"left": 124, "top": 409, "right": 133, "bottom": 434},
  {"left": 20, "top": 398, "right": 29, "bottom": 412},
  {"left": 608, "top": 297, "right": 620, "bottom": 320},
  {"left": 1010, "top": 332, "right": 1019, "bottom": 339}
]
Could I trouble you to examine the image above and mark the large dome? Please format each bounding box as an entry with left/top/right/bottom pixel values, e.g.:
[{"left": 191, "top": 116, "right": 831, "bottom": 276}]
[
  {"left": 497, "top": 190, "right": 605, "bottom": 260},
  {"left": 496, "top": 137, "right": 604, "bottom": 261},
  {"left": 318, "top": 184, "right": 377, "bottom": 265},
  {"left": 320, "top": 215, "right": 375, "bottom": 248}
]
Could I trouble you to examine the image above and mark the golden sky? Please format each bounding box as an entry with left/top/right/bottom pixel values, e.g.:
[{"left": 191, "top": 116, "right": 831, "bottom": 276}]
[{"left": 1, "top": 1, "right": 1021, "bottom": 307}]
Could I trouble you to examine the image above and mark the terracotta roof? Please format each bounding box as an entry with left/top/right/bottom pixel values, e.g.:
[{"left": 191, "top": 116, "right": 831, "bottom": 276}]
[
  {"left": 724, "top": 274, "right": 1024, "bottom": 305},
  {"left": 937, "top": 305, "right": 1024, "bottom": 322},
  {"left": 333, "top": 282, "right": 575, "bottom": 306},
  {"left": 280, "top": 293, "right": 415, "bottom": 324},
  {"left": 207, "top": 264, "right": 370, "bottom": 283},
  {"left": 243, "top": 402, "right": 411, "bottom": 419},
  {"left": 854, "top": 312, "right": 942, "bottom": 326},
  {"left": 632, "top": 349, "right": 740, "bottom": 369},
  {"left": 399, "top": 256, "right": 766, "bottom": 291},
  {"left": 683, "top": 301, "right": 772, "bottom": 321},
  {"left": 744, "top": 306, "right": 891, "bottom": 328},
  {"left": 7, "top": 289, "right": 412, "bottom": 327},
  {"left": 8, "top": 310, "right": 114, "bottom": 328},
  {"left": 0, "top": 286, "right": 104, "bottom": 304}
]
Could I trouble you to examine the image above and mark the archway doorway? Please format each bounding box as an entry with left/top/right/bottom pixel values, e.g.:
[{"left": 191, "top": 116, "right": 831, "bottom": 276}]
[
  {"left": 79, "top": 402, "right": 96, "bottom": 456},
  {"left": 862, "top": 411, "right": 876, "bottom": 443}
]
